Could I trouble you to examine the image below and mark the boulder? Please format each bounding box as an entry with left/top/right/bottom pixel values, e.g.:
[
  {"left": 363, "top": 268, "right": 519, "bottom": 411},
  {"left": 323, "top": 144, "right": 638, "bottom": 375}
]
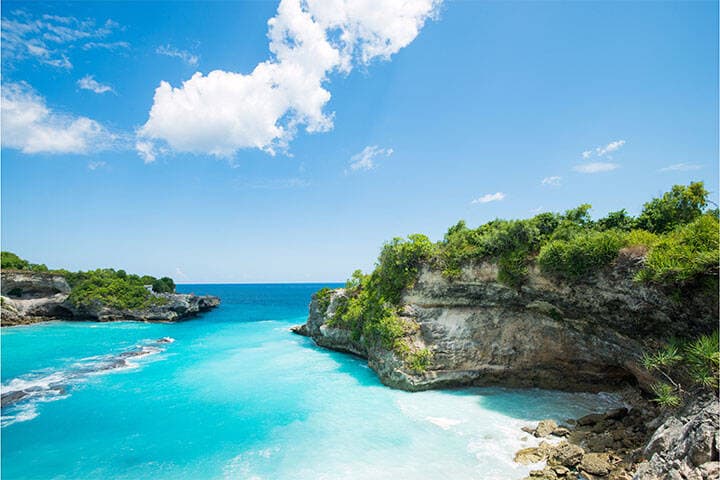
[
  {"left": 535, "top": 419, "right": 559, "bottom": 437},
  {"left": 579, "top": 453, "right": 613, "bottom": 476}
]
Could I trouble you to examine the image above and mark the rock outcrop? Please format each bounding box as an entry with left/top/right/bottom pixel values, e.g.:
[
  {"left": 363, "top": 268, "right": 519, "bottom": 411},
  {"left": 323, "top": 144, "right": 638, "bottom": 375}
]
[
  {"left": 514, "top": 396, "right": 719, "bottom": 480},
  {"left": 634, "top": 396, "right": 719, "bottom": 479},
  {"left": 1, "top": 271, "right": 220, "bottom": 325},
  {"left": 293, "top": 260, "right": 717, "bottom": 393}
]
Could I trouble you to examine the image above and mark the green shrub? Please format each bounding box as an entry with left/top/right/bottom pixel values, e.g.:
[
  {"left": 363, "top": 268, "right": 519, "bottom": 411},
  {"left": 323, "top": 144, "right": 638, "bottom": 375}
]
[
  {"left": 406, "top": 348, "right": 433, "bottom": 373},
  {"left": 1, "top": 251, "right": 49, "bottom": 272},
  {"left": 315, "top": 287, "right": 333, "bottom": 313},
  {"left": 636, "top": 182, "right": 708, "bottom": 234},
  {"left": 537, "top": 230, "right": 627, "bottom": 279},
  {"left": 498, "top": 249, "right": 529, "bottom": 288},
  {"left": 68, "top": 269, "right": 168, "bottom": 310},
  {"left": 642, "top": 331, "right": 719, "bottom": 407},
  {"left": 152, "top": 276, "right": 176, "bottom": 294},
  {"left": 637, "top": 214, "right": 719, "bottom": 283}
]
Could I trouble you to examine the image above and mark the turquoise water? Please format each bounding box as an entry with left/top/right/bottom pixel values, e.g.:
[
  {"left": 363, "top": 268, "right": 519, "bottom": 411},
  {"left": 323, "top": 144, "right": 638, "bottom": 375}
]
[{"left": 2, "top": 284, "right": 621, "bottom": 480}]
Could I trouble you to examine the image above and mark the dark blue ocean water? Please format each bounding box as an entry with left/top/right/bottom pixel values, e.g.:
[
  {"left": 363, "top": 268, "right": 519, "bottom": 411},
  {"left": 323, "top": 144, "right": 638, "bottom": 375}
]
[{"left": 1, "top": 284, "right": 620, "bottom": 479}]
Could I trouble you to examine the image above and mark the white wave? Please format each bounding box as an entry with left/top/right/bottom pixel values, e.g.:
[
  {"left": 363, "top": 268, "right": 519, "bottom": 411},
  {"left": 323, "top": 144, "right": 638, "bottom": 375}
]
[
  {"left": 426, "top": 416, "right": 463, "bottom": 430},
  {"left": 1, "top": 338, "right": 171, "bottom": 427}
]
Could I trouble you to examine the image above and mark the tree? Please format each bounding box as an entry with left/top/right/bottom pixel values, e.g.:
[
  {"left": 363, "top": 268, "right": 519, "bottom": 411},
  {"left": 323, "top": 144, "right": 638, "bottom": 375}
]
[
  {"left": 152, "top": 277, "right": 176, "bottom": 294},
  {"left": 636, "top": 182, "right": 709, "bottom": 233},
  {"left": 597, "top": 209, "right": 635, "bottom": 231}
]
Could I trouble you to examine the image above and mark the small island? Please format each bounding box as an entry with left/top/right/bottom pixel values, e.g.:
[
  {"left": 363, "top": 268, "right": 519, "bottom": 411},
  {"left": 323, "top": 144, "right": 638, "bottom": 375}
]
[{"left": 0, "top": 253, "right": 220, "bottom": 325}]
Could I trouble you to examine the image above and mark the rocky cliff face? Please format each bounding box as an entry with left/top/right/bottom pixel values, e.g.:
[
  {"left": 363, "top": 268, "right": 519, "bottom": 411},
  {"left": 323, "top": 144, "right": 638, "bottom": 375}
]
[
  {"left": 292, "top": 258, "right": 718, "bottom": 480},
  {"left": 0, "top": 271, "right": 220, "bottom": 325},
  {"left": 293, "top": 257, "right": 717, "bottom": 393}
]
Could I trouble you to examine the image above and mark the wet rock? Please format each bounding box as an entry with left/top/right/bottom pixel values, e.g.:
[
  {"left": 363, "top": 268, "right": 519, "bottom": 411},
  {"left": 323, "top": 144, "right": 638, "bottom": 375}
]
[
  {"left": 535, "top": 419, "right": 559, "bottom": 437},
  {"left": 552, "top": 427, "right": 571, "bottom": 437}
]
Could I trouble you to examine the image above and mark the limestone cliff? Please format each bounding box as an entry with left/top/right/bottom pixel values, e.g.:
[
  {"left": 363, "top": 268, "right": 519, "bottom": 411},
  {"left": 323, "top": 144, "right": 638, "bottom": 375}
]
[
  {"left": 292, "top": 255, "right": 717, "bottom": 393},
  {"left": 1, "top": 271, "right": 220, "bottom": 325}
]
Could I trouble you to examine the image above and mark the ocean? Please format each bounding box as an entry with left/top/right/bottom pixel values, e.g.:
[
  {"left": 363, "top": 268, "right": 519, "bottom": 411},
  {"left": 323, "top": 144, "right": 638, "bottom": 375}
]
[{"left": 1, "top": 284, "right": 621, "bottom": 479}]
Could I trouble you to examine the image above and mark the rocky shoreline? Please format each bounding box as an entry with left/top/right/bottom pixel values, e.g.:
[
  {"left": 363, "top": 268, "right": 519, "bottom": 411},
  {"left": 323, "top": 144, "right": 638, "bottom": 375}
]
[
  {"left": 514, "top": 396, "right": 719, "bottom": 480},
  {"left": 1, "top": 271, "right": 220, "bottom": 326}
]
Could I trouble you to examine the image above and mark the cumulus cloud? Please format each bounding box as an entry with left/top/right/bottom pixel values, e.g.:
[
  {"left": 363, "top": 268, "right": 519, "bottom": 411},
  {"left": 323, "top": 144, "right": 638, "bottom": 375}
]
[
  {"left": 1, "top": 82, "right": 117, "bottom": 154},
  {"left": 659, "top": 163, "right": 702, "bottom": 172},
  {"left": 137, "top": 0, "right": 442, "bottom": 160},
  {"left": 156, "top": 44, "right": 199, "bottom": 66},
  {"left": 471, "top": 192, "right": 506, "bottom": 204},
  {"left": 1, "top": 12, "right": 124, "bottom": 68},
  {"left": 581, "top": 150, "right": 592, "bottom": 160},
  {"left": 573, "top": 162, "right": 618, "bottom": 174},
  {"left": 541, "top": 176, "right": 562, "bottom": 186},
  {"left": 348, "top": 145, "right": 393, "bottom": 172},
  {"left": 77, "top": 75, "right": 114, "bottom": 94}
]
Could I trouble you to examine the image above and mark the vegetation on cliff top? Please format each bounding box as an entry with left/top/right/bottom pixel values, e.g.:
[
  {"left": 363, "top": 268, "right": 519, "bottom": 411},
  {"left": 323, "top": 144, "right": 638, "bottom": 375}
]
[
  {"left": 319, "top": 183, "right": 718, "bottom": 363},
  {"left": 1, "top": 254, "right": 176, "bottom": 310}
]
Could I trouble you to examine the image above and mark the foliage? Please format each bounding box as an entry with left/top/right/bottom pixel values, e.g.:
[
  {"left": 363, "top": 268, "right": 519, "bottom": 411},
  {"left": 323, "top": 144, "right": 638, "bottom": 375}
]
[
  {"left": 67, "top": 269, "right": 169, "bottom": 310},
  {"left": 315, "top": 287, "right": 333, "bottom": 313},
  {"left": 313, "top": 183, "right": 718, "bottom": 358},
  {"left": 597, "top": 209, "right": 635, "bottom": 231},
  {"left": 642, "top": 331, "right": 719, "bottom": 408},
  {"left": 1, "top": 251, "right": 48, "bottom": 272},
  {"left": 1, "top": 252, "right": 175, "bottom": 310},
  {"left": 537, "top": 230, "right": 627, "bottom": 279},
  {"left": 325, "top": 236, "right": 434, "bottom": 350},
  {"left": 650, "top": 383, "right": 682, "bottom": 408},
  {"left": 152, "top": 276, "right": 176, "bottom": 294},
  {"left": 636, "top": 214, "right": 719, "bottom": 283},
  {"left": 636, "top": 182, "right": 709, "bottom": 234},
  {"left": 406, "top": 348, "right": 433, "bottom": 373}
]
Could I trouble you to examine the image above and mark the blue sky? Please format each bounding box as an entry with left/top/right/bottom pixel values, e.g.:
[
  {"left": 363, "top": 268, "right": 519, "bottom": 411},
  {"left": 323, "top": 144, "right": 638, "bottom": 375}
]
[{"left": 1, "top": 1, "right": 718, "bottom": 283}]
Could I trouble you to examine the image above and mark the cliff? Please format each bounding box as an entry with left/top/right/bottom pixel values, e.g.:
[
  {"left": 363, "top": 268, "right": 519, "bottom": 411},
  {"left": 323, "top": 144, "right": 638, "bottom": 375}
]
[
  {"left": 293, "top": 257, "right": 716, "bottom": 393},
  {"left": 0, "top": 271, "right": 220, "bottom": 325},
  {"left": 292, "top": 257, "right": 718, "bottom": 479}
]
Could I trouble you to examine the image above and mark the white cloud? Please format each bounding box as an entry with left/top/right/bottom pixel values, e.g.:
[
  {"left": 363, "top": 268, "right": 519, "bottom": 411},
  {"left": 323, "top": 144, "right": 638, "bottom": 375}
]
[
  {"left": 659, "top": 163, "right": 702, "bottom": 172},
  {"left": 77, "top": 75, "right": 114, "bottom": 94},
  {"left": 471, "top": 192, "right": 506, "bottom": 204},
  {"left": 138, "top": 0, "right": 441, "bottom": 160},
  {"left": 1, "top": 82, "right": 117, "bottom": 154},
  {"left": 573, "top": 162, "right": 619, "bottom": 174},
  {"left": 135, "top": 140, "right": 157, "bottom": 164},
  {"left": 541, "top": 176, "right": 562, "bottom": 186},
  {"left": 1, "top": 12, "right": 124, "bottom": 68},
  {"left": 87, "top": 160, "right": 106, "bottom": 170},
  {"left": 156, "top": 45, "right": 199, "bottom": 66},
  {"left": 83, "top": 41, "right": 130, "bottom": 50},
  {"left": 596, "top": 139, "right": 625, "bottom": 157},
  {"left": 348, "top": 145, "right": 393, "bottom": 172},
  {"left": 581, "top": 150, "right": 592, "bottom": 159}
]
